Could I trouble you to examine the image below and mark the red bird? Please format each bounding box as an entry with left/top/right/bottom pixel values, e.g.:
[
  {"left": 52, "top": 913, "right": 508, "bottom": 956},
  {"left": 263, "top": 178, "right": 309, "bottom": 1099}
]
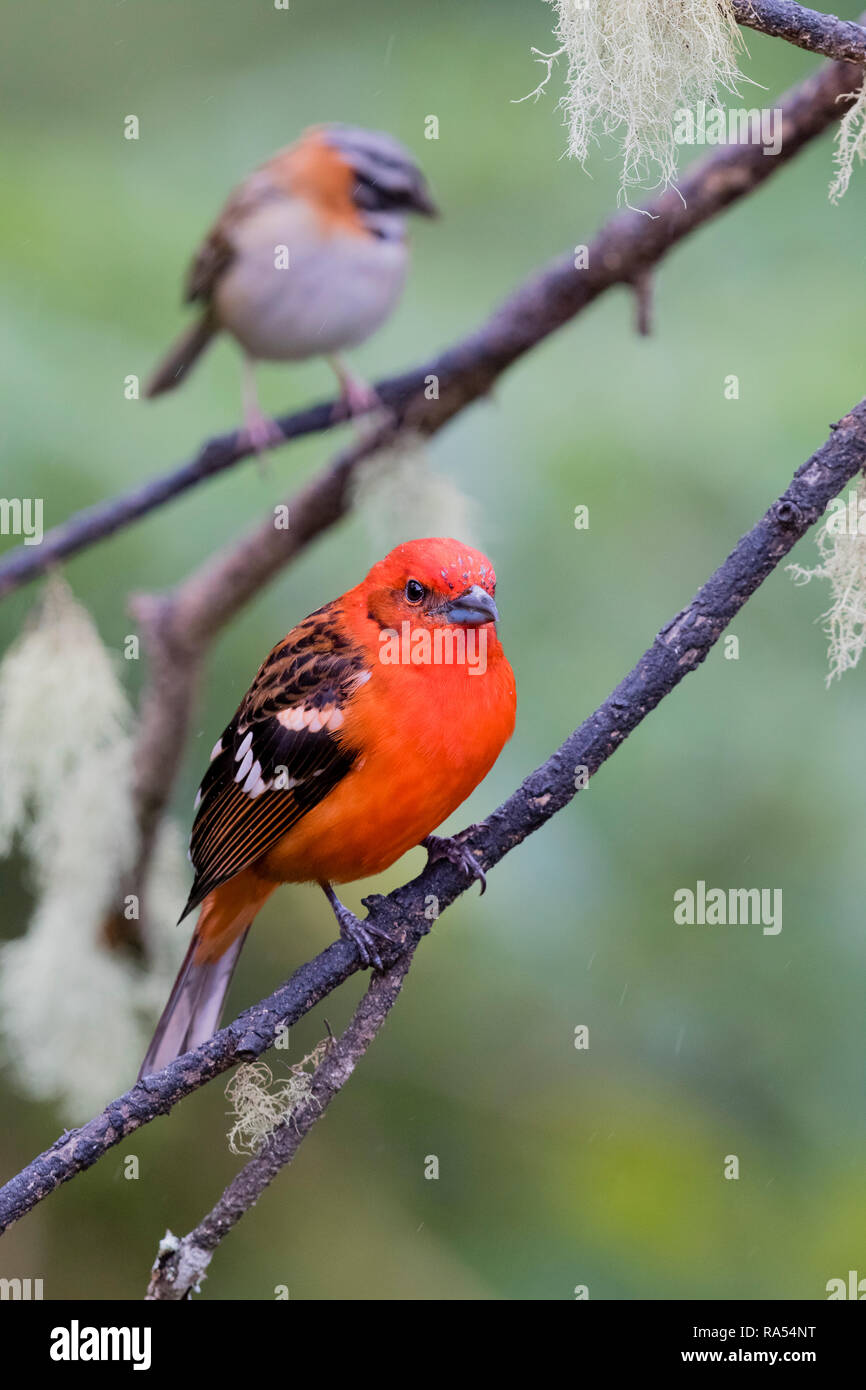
[{"left": 140, "top": 538, "right": 516, "bottom": 1077}]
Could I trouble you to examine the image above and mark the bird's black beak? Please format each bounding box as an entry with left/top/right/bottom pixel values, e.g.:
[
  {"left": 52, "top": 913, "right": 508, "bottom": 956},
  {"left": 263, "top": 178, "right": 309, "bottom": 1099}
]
[
  {"left": 445, "top": 585, "right": 499, "bottom": 627},
  {"left": 409, "top": 180, "right": 439, "bottom": 218}
]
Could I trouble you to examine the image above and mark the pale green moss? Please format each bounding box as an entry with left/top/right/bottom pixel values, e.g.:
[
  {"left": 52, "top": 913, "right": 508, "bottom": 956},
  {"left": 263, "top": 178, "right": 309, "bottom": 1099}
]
[
  {"left": 829, "top": 77, "right": 866, "bottom": 203},
  {"left": 226, "top": 1049, "right": 330, "bottom": 1155},
  {"left": 0, "top": 577, "right": 185, "bottom": 1118},
  {"left": 520, "top": 0, "right": 748, "bottom": 201},
  {"left": 788, "top": 477, "right": 866, "bottom": 684}
]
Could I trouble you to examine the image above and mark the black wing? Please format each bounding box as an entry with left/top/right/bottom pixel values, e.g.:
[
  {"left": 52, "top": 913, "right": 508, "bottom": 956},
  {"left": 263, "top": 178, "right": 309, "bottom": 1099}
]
[{"left": 181, "top": 603, "right": 369, "bottom": 917}]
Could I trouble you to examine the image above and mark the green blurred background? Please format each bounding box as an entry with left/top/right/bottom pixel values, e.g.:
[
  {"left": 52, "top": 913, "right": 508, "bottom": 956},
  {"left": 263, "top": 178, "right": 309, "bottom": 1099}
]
[{"left": 1, "top": 0, "right": 865, "bottom": 1300}]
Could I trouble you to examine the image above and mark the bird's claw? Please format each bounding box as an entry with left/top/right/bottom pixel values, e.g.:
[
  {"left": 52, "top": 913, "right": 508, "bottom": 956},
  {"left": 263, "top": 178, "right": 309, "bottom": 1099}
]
[
  {"left": 332, "top": 899, "right": 393, "bottom": 971},
  {"left": 240, "top": 409, "right": 284, "bottom": 456},
  {"left": 330, "top": 361, "right": 383, "bottom": 423},
  {"left": 422, "top": 834, "right": 487, "bottom": 895},
  {"left": 346, "top": 376, "right": 381, "bottom": 416}
]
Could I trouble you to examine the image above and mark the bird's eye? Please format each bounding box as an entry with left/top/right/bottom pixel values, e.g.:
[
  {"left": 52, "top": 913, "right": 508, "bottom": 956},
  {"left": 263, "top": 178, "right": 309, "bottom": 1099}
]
[{"left": 405, "top": 579, "right": 425, "bottom": 604}]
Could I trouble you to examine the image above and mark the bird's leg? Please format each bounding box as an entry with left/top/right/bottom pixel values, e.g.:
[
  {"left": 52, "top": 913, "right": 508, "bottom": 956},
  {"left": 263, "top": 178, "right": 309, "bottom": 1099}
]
[
  {"left": 422, "top": 834, "right": 487, "bottom": 895},
  {"left": 328, "top": 355, "right": 382, "bottom": 421},
  {"left": 240, "top": 357, "right": 284, "bottom": 455},
  {"left": 320, "top": 881, "right": 394, "bottom": 970}
]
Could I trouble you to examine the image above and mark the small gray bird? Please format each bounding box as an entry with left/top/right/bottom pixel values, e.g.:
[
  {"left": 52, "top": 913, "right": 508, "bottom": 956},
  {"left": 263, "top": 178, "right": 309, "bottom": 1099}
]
[{"left": 146, "top": 124, "right": 438, "bottom": 447}]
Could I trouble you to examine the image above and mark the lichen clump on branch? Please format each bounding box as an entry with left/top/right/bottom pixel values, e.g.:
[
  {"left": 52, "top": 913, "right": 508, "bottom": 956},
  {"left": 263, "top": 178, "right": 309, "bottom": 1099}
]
[
  {"left": 523, "top": 0, "right": 747, "bottom": 200},
  {"left": 225, "top": 1050, "right": 329, "bottom": 1154}
]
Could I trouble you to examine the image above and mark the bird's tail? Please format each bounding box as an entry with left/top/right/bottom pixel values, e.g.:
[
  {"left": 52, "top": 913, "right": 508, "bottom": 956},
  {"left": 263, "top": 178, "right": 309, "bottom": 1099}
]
[
  {"left": 138, "top": 870, "right": 276, "bottom": 1079},
  {"left": 145, "top": 312, "right": 217, "bottom": 398}
]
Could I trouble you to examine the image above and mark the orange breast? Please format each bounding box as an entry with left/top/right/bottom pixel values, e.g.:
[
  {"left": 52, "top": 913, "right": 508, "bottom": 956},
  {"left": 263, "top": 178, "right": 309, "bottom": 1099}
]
[
  {"left": 269, "top": 133, "right": 366, "bottom": 237},
  {"left": 259, "top": 644, "right": 516, "bottom": 886}
]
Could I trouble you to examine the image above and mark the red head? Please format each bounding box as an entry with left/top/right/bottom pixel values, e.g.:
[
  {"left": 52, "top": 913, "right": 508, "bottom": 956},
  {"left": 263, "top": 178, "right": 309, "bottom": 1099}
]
[{"left": 356, "top": 538, "right": 500, "bottom": 633}]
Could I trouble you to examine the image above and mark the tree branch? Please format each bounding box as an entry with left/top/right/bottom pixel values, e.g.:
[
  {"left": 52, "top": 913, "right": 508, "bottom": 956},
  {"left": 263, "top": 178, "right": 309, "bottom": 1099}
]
[
  {"left": 2, "top": 396, "right": 865, "bottom": 1238},
  {"left": 145, "top": 948, "right": 416, "bottom": 1300},
  {"left": 732, "top": 0, "right": 866, "bottom": 63},
  {"left": 0, "top": 40, "right": 861, "bottom": 602}
]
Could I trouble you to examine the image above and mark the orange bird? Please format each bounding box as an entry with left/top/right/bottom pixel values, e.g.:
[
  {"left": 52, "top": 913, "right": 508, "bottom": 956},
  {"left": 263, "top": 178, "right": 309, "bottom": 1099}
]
[{"left": 139, "top": 538, "right": 516, "bottom": 1077}]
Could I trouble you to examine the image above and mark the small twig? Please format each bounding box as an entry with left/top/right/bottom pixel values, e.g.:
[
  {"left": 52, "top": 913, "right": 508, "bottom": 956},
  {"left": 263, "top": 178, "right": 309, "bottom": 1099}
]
[
  {"left": 145, "top": 948, "right": 415, "bottom": 1300},
  {"left": 631, "top": 271, "right": 655, "bottom": 337}
]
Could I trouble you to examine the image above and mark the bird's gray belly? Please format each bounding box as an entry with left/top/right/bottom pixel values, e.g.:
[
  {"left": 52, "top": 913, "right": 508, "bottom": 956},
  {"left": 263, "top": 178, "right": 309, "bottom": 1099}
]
[{"left": 215, "top": 228, "right": 408, "bottom": 362}]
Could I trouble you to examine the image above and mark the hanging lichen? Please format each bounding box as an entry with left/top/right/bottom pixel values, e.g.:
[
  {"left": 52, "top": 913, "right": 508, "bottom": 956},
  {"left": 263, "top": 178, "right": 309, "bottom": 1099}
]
[
  {"left": 788, "top": 477, "right": 866, "bottom": 684},
  {"left": 518, "top": 0, "right": 749, "bottom": 200},
  {"left": 0, "top": 577, "right": 184, "bottom": 1118},
  {"left": 829, "top": 79, "right": 866, "bottom": 203},
  {"left": 352, "top": 434, "right": 478, "bottom": 553}
]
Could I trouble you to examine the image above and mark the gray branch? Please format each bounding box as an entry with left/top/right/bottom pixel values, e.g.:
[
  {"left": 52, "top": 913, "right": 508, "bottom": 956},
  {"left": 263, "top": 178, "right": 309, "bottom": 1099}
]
[
  {"left": 732, "top": 0, "right": 866, "bottom": 63},
  {"left": 145, "top": 948, "right": 416, "bottom": 1300}
]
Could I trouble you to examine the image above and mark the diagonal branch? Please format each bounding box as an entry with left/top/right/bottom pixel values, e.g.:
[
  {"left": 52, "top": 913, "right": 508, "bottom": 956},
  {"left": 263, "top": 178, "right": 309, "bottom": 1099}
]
[
  {"left": 2, "top": 396, "right": 865, "bottom": 1238},
  {"left": 0, "top": 40, "right": 861, "bottom": 603},
  {"left": 145, "top": 947, "right": 416, "bottom": 1300}
]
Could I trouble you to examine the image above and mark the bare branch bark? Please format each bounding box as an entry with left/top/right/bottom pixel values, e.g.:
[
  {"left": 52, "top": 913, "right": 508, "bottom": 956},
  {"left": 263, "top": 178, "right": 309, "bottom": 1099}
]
[
  {"left": 0, "top": 42, "right": 861, "bottom": 602},
  {"left": 732, "top": 0, "right": 866, "bottom": 63},
  {"left": 2, "top": 396, "right": 865, "bottom": 1238},
  {"left": 145, "top": 948, "right": 415, "bottom": 1300}
]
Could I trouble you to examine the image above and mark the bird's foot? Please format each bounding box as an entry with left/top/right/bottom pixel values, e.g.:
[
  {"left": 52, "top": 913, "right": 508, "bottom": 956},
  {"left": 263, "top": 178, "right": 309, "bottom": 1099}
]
[
  {"left": 240, "top": 406, "right": 284, "bottom": 456},
  {"left": 343, "top": 374, "right": 381, "bottom": 418},
  {"left": 323, "top": 885, "right": 393, "bottom": 970},
  {"left": 329, "top": 359, "right": 382, "bottom": 422},
  {"left": 422, "top": 834, "right": 487, "bottom": 895}
]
